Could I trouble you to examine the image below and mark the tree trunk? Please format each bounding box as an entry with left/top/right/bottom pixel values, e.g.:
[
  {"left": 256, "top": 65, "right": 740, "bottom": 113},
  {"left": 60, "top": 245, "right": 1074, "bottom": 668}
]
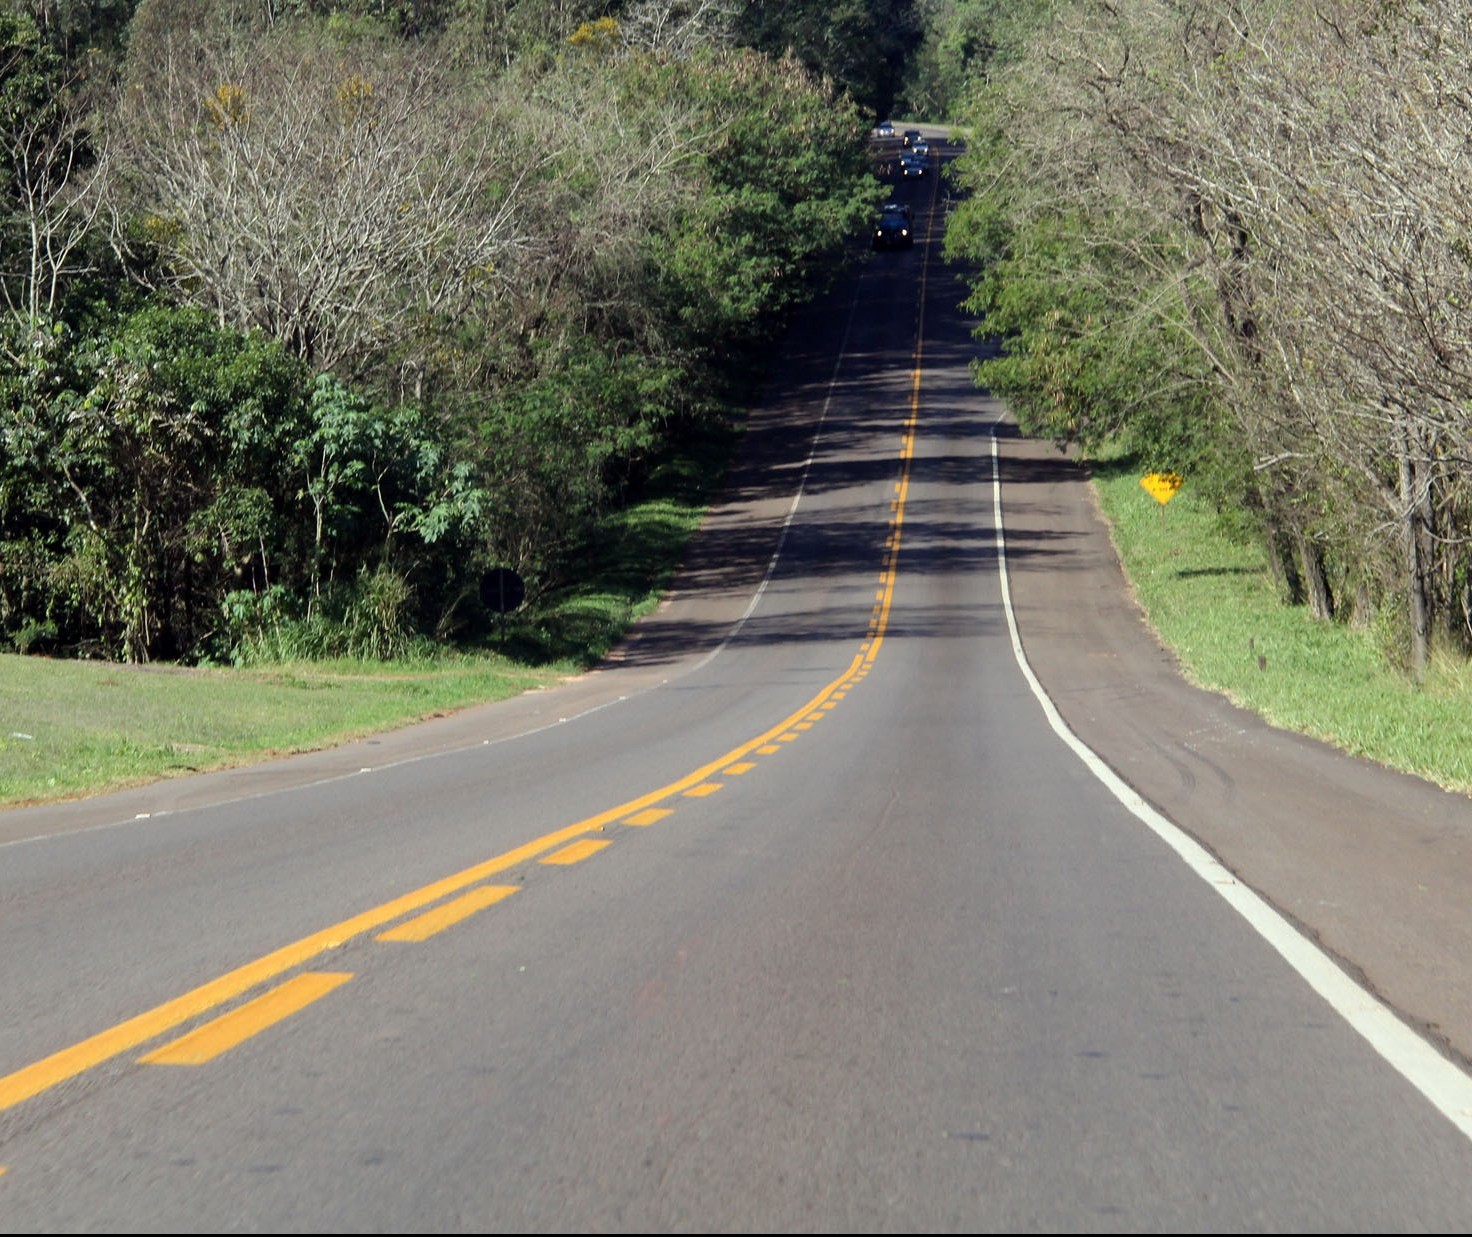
[
  {"left": 1263, "top": 518, "right": 1303, "bottom": 605},
  {"left": 1399, "top": 445, "right": 1430, "bottom": 681},
  {"left": 1296, "top": 532, "right": 1333, "bottom": 620}
]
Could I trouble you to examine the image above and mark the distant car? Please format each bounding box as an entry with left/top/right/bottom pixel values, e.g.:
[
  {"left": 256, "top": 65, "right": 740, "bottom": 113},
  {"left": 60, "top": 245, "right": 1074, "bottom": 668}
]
[
  {"left": 900, "top": 153, "right": 927, "bottom": 178},
  {"left": 902, "top": 128, "right": 922, "bottom": 147},
  {"left": 875, "top": 119, "right": 895, "bottom": 139},
  {"left": 872, "top": 205, "right": 913, "bottom": 250},
  {"left": 912, "top": 139, "right": 932, "bottom": 158}
]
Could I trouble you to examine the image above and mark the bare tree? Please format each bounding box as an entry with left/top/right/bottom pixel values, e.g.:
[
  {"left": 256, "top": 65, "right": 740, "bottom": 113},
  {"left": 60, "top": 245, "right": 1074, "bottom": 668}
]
[
  {"left": 0, "top": 46, "right": 111, "bottom": 349},
  {"left": 618, "top": 0, "right": 739, "bottom": 55},
  {"left": 959, "top": 0, "right": 1472, "bottom": 676},
  {"left": 1157, "top": 0, "right": 1472, "bottom": 673},
  {"left": 107, "top": 25, "right": 528, "bottom": 378}
]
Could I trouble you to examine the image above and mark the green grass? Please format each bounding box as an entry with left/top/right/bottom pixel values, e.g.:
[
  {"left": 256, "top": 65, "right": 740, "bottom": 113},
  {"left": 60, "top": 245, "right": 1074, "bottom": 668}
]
[
  {"left": 0, "top": 652, "right": 576, "bottom": 808},
  {"left": 1092, "top": 457, "right": 1472, "bottom": 796}
]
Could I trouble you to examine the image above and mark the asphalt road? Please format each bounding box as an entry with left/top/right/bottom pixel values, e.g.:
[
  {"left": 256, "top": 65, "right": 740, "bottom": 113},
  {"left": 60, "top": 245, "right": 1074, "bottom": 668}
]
[{"left": 4, "top": 136, "right": 1472, "bottom": 1231}]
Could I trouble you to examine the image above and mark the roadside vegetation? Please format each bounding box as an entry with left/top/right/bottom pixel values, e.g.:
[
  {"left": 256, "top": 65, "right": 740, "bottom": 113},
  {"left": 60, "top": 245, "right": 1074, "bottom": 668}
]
[
  {"left": 0, "top": 0, "right": 896, "bottom": 806},
  {"left": 945, "top": 0, "right": 1472, "bottom": 688},
  {"left": 1094, "top": 457, "right": 1472, "bottom": 797},
  {"left": 1, "top": 0, "right": 887, "bottom": 669},
  {"left": 0, "top": 405, "right": 730, "bottom": 807},
  {"left": 11, "top": 0, "right": 1472, "bottom": 808}
]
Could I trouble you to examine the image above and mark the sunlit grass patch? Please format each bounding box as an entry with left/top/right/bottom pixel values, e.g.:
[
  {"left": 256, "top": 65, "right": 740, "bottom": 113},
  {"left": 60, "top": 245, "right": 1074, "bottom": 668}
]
[
  {"left": 1092, "top": 458, "right": 1472, "bottom": 796},
  {"left": 0, "top": 651, "right": 567, "bottom": 808}
]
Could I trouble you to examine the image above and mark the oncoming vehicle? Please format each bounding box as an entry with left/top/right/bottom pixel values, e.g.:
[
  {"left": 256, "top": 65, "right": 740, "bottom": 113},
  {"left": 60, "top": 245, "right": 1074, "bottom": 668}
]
[
  {"left": 872, "top": 203, "right": 913, "bottom": 250},
  {"left": 900, "top": 152, "right": 927, "bottom": 178},
  {"left": 902, "top": 128, "right": 922, "bottom": 147},
  {"left": 875, "top": 119, "right": 895, "bottom": 139}
]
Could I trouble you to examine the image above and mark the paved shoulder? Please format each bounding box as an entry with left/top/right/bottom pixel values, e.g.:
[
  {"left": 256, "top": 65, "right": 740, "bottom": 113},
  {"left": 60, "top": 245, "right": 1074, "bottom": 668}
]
[{"left": 998, "top": 418, "right": 1472, "bottom": 1068}]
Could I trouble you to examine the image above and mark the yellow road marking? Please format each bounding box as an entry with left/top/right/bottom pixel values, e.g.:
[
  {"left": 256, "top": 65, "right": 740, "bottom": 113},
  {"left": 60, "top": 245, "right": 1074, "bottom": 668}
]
[
  {"left": 722, "top": 762, "right": 756, "bottom": 775},
  {"left": 684, "top": 783, "right": 722, "bottom": 798},
  {"left": 778, "top": 733, "right": 800, "bottom": 743},
  {"left": 0, "top": 168, "right": 940, "bottom": 1114},
  {"left": 377, "top": 885, "right": 519, "bottom": 943},
  {"left": 542, "top": 839, "right": 611, "bottom": 865},
  {"left": 0, "top": 643, "right": 863, "bottom": 1110},
  {"left": 140, "top": 973, "right": 354, "bottom": 1066},
  {"left": 624, "top": 808, "right": 673, "bottom": 826}
]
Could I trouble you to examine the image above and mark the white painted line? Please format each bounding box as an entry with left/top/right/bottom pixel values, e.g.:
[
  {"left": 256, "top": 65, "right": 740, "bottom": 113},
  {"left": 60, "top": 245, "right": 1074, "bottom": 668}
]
[
  {"left": 687, "top": 270, "right": 871, "bottom": 674},
  {"left": 988, "top": 419, "right": 1472, "bottom": 1143}
]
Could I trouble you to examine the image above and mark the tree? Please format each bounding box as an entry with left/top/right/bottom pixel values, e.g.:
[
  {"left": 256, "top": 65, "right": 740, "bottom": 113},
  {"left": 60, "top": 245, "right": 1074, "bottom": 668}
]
[
  {"left": 108, "top": 22, "right": 527, "bottom": 380},
  {"left": 0, "top": 7, "right": 112, "bottom": 335},
  {"left": 949, "top": 0, "right": 1472, "bottom": 676},
  {"left": 732, "top": 0, "right": 922, "bottom": 118},
  {"left": 0, "top": 305, "right": 309, "bottom": 660}
]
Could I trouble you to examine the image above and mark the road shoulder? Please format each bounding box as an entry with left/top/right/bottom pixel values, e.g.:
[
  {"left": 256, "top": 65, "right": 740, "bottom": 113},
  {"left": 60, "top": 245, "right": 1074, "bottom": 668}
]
[{"left": 998, "top": 417, "right": 1472, "bottom": 1069}]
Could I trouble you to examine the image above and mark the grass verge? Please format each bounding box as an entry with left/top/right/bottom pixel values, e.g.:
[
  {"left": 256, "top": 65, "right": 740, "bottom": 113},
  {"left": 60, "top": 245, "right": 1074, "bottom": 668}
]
[
  {"left": 0, "top": 653, "right": 576, "bottom": 809},
  {"left": 1091, "top": 455, "right": 1472, "bottom": 796},
  {"left": 0, "top": 413, "right": 743, "bottom": 811}
]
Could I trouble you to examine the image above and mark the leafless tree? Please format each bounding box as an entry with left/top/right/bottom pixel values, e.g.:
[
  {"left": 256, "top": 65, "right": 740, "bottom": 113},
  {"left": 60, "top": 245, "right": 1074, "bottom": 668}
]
[
  {"left": 618, "top": 0, "right": 739, "bottom": 55},
  {"left": 966, "top": 0, "right": 1472, "bottom": 676},
  {"left": 107, "top": 24, "right": 529, "bottom": 379},
  {"left": 0, "top": 57, "right": 111, "bottom": 349}
]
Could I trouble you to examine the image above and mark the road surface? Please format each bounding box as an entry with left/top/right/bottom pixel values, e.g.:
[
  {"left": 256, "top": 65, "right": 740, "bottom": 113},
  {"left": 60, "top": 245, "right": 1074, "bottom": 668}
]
[{"left": 4, "top": 136, "right": 1472, "bottom": 1231}]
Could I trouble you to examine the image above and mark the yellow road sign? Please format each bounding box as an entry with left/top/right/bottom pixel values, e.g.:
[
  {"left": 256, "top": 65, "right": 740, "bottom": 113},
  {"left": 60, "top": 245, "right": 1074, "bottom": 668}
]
[{"left": 1140, "top": 472, "right": 1184, "bottom": 505}]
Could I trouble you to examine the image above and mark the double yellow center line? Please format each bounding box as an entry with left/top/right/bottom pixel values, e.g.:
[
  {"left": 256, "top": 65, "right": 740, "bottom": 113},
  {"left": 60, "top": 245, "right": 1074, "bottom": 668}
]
[{"left": 0, "top": 187, "right": 938, "bottom": 1116}]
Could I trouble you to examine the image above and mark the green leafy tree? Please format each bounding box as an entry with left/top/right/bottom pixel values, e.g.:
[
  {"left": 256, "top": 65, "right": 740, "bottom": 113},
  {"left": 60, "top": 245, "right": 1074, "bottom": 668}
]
[
  {"left": 732, "top": 0, "right": 921, "bottom": 118},
  {"left": 0, "top": 304, "right": 307, "bottom": 659}
]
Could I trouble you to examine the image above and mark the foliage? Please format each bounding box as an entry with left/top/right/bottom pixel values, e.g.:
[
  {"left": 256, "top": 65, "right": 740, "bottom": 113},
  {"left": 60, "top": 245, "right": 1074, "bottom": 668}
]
[
  {"left": 1, "top": 303, "right": 309, "bottom": 660},
  {"left": 732, "top": 0, "right": 922, "bottom": 119},
  {"left": 949, "top": 0, "right": 1472, "bottom": 677},
  {"left": 895, "top": 0, "right": 1049, "bottom": 120},
  {"left": 1, "top": 2, "right": 885, "bottom": 667},
  {"left": 655, "top": 48, "right": 884, "bottom": 342},
  {"left": 0, "top": 302, "right": 491, "bottom": 663}
]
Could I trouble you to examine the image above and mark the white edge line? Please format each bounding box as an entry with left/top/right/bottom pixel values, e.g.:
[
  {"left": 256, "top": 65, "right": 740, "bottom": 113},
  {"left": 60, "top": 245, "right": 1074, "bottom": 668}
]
[
  {"left": 687, "top": 264, "right": 872, "bottom": 674},
  {"left": 988, "top": 418, "right": 1472, "bottom": 1142}
]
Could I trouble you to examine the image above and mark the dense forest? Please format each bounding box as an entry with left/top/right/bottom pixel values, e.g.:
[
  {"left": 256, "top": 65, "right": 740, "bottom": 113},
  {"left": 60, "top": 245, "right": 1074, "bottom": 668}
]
[
  {"left": 0, "top": 0, "right": 944, "bottom": 665},
  {"left": 944, "top": 0, "right": 1472, "bottom": 681}
]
